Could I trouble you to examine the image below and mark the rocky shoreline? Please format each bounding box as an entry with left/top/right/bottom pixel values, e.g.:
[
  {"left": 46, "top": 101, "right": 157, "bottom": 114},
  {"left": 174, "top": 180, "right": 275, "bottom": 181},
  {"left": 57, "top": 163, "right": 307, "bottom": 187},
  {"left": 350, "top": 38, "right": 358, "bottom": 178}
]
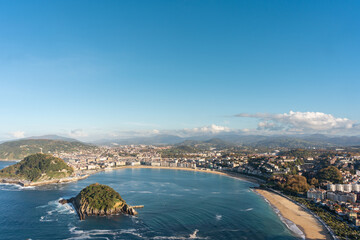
[
  {"left": 59, "top": 183, "right": 142, "bottom": 220},
  {"left": 0, "top": 174, "right": 89, "bottom": 187},
  {"left": 59, "top": 197, "right": 138, "bottom": 220}
]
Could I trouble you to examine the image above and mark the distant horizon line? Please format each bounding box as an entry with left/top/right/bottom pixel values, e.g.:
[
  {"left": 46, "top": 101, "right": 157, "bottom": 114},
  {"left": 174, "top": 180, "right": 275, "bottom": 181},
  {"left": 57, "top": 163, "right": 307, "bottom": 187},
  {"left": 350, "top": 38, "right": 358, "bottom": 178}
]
[{"left": 2, "top": 132, "right": 360, "bottom": 144}]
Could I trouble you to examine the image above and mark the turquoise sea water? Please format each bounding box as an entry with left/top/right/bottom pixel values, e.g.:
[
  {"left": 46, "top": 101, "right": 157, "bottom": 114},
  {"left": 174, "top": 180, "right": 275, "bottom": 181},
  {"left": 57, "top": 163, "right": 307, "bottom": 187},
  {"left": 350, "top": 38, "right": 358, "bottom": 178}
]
[{"left": 0, "top": 161, "right": 299, "bottom": 240}]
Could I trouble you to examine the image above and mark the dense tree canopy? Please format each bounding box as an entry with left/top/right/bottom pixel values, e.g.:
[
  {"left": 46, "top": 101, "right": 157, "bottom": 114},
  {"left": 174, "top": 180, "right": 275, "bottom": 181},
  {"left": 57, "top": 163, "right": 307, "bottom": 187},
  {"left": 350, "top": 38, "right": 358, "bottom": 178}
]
[
  {"left": 282, "top": 175, "right": 311, "bottom": 193},
  {"left": 79, "top": 183, "right": 125, "bottom": 210},
  {"left": 317, "top": 166, "right": 343, "bottom": 184},
  {"left": 0, "top": 153, "right": 73, "bottom": 181}
]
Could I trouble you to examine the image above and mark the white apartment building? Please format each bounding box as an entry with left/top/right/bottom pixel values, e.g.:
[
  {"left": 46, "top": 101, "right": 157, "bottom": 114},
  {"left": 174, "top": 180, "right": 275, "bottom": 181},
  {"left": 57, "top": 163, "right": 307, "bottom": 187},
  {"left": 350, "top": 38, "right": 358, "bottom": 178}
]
[
  {"left": 327, "top": 192, "right": 357, "bottom": 203},
  {"left": 307, "top": 188, "right": 326, "bottom": 200},
  {"left": 327, "top": 184, "right": 360, "bottom": 193}
]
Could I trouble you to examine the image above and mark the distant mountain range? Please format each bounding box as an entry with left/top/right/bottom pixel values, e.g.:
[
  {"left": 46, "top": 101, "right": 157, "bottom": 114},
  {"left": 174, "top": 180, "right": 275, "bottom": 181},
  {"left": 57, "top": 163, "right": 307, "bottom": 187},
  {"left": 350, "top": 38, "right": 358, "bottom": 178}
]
[
  {"left": 24, "top": 135, "right": 79, "bottom": 142},
  {"left": 1, "top": 133, "right": 360, "bottom": 160},
  {"left": 94, "top": 134, "right": 184, "bottom": 146},
  {"left": 0, "top": 135, "right": 96, "bottom": 160},
  {"left": 96, "top": 133, "right": 360, "bottom": 148}
]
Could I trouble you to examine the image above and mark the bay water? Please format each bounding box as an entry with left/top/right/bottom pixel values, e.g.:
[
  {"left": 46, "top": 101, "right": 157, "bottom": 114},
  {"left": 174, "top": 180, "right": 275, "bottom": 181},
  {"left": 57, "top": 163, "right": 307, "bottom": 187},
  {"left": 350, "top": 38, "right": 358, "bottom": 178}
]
[{"left": 0, "top": 161, "right": 299, "bottom": 240}]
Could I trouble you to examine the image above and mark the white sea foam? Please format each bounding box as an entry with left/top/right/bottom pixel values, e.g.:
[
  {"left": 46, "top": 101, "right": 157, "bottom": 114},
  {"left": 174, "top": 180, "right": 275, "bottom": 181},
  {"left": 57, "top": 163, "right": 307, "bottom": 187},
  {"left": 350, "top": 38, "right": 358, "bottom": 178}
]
[
  {"left": 152, "top": 229, "right": 209, "bottom": 239},
  {"left": 169, "top": 193, "right": 183, "bottom": 197},
  {"left": 129, "top": 190, "right": 152, "bottom": 194},
  {"left": 39, "top": 216, "right": 54, "bottom": 222},
  {"left": 189, "top": 229, "right": 199, "bottom": 239},
  {"left": 240, "top": 208, "right": 253, "bottom": 212},
  {"left": 0, "top": 183, "right": 36, "bottom": 191},
  {"left": 39, "top": 198, "right": 76, "bottom": 222},
  {"left": 273, "top": 207, "right": 306, "bottom": 240},
  {"left": 255, "top": 192, "right": 306, "bottom": 239},
  {"left": 66, "top": 227, "right": 143, "bottom": 240},
  {"left": 215, "top": 214, "right": 222, "bottom": 220}
]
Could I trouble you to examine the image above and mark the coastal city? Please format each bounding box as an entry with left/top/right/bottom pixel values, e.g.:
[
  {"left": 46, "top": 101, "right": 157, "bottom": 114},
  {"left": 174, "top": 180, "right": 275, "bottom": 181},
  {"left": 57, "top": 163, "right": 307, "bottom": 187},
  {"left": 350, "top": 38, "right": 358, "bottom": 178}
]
[
  {"left": 1, "top": 0, "right": 359, "bottom": 239},
  {"left": 48, "top": 142, "right": 360, "bottom": 239}
]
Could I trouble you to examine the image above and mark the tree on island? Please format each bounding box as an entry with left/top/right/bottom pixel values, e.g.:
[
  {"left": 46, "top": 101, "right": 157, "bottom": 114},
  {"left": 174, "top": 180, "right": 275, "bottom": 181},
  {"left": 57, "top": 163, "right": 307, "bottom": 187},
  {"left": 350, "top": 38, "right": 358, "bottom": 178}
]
[
  {"left": 60, "top": 183, "right": 139, "bottom": 220},
  {"left": 0, "top": 153, "right": 73, "bottom": 181}
]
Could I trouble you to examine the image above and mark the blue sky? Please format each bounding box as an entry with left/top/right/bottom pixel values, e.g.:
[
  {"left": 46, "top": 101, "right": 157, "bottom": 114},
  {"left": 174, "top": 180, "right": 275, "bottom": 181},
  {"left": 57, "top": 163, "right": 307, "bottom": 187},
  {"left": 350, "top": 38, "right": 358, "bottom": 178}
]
[{"left": 0, "top": 0, "right": 360, "bottom": 140}]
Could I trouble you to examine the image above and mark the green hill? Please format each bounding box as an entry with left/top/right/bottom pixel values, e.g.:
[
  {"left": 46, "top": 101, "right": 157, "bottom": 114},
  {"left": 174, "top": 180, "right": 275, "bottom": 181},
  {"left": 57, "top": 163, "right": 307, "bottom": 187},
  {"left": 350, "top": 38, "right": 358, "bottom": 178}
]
[
  {"left": 0, "top": 139, "right": 97, "bottom": 160},
  {"left": 62, "top": 183, "right": 137, "bottom": 220},
  {"left": 79, "top": 183, "right": 125, "bottom": 210},
  {"left": 0, "top": 153, "right": 74, "bottom": 182},
  {"left": 251, "top": 137, "right": 329, "bottom": 149}
]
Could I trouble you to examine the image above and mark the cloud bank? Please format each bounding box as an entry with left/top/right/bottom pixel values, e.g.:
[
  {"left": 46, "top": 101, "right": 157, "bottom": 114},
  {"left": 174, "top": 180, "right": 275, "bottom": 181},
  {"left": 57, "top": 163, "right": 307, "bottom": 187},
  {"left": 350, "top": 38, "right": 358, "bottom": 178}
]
[
  {"left": 69, "top": 129, "right": 88, "bottom": 137},
  {"left": 10, "top": 131, "right": 25, "bottom": 139},
  {"left": 182, "top": 124, "right": 230, "bottom": 134},
  {"left": 235, "top": 111, "right": 356, "bottom": 134}
]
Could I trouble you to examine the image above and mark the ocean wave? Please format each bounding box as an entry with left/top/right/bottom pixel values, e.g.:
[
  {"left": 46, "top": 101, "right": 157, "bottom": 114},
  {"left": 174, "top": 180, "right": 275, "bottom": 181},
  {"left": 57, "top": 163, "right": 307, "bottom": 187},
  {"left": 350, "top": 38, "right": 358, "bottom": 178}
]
[
  {"left": 240, "top": 208, "right": 253, "bottom": 212},
  {"left": 0, "top": 183, "right": 36, "bottom": 191},
  {"left": 40, "top": 215, "right": 57, "bottom": 222},
  {"left": 272, "top": 207, "right": 305, "bottom": 240},
  {"left": 66, "top": 227, "right": 143, "bottom": 240},
  {"left": 256, "top": 193, "right": 306, "bottom": 239},
  {"left": 152, "top": 229, "right": 208, "bottom": 239},
  {"left": 39, "top": 198, "right": 76, "bottom": 222},
  {"left": 169, "top": 193, "right": 183, "bottom": 197},
  {"left": 215, "top": 214, "right": 222, "bottom": 221},
  {"left": 129, "top": 190, "right": 153, "bottom": 194}
]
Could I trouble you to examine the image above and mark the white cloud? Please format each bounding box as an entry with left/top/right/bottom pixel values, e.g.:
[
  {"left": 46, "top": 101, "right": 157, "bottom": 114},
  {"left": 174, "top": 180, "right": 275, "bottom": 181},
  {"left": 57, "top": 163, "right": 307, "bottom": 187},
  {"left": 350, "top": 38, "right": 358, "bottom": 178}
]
[
  {"left": 69, "top": 129, "right": 88, "bottom": 138},
  {"left": 10, "top": 131, "right": 25, "bottom": 139},
  {"left": 257, "top": 121, "right": 282, "bottom": 131},
  {"left": 183, "top": 124, "right": 230, "bottom": 134},
  {"left": 152, "top": 129, "right": 160, "bottom": 134},
  {"left": 236, "top": 111, "right": 356, "bottom": 133}
]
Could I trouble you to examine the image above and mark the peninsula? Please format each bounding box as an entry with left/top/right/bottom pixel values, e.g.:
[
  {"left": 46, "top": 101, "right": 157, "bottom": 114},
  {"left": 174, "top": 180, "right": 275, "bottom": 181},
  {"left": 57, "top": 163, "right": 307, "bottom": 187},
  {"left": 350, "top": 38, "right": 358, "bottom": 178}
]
[
  {"left": 60, "top": 183, "right": 140, "bottom": 220},
  {"left": 0, "top": 153, "right": 86, "bottom": 186}
]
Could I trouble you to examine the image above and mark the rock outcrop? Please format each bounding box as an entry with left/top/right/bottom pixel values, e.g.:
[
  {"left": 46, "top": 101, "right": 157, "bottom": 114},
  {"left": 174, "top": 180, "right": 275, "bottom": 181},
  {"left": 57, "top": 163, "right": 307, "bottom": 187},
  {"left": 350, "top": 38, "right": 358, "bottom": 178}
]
[{"left": 59, "top": 183, "right": 139, "bottom": 220}]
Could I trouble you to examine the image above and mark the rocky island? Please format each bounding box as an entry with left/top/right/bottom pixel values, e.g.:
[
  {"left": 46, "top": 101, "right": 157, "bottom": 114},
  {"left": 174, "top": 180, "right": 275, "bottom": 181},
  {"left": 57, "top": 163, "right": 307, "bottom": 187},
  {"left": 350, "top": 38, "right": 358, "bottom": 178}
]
[
  {"left": 0, "top": 153, "right": 85, "bottom": 186},
  {"left": 60, "top": 183, "right": 141, "bottom": 220}
]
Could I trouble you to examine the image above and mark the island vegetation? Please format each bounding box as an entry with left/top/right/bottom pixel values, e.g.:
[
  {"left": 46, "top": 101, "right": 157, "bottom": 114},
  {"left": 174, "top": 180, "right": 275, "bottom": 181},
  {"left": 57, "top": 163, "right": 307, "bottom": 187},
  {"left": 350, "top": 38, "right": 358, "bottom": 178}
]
[
  {"left": 60, "top": 183, "right": 140, "bottom": 220},
  {"left": 0, "top": 153, "right": 74, "bottom": 182}
]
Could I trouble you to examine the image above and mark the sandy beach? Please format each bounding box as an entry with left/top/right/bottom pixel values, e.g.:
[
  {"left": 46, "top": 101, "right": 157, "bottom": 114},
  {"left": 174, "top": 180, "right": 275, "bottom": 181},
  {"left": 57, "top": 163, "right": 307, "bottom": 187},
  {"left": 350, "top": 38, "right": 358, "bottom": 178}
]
[
  {"left": 255, "top": 189, "right": 332, "bottom": 240},
  {"left": 0, "top": 164, "right": 262, "bottom": 187},
  {"left": 105, "top": 165, "right": 264, "bottom": 184}
]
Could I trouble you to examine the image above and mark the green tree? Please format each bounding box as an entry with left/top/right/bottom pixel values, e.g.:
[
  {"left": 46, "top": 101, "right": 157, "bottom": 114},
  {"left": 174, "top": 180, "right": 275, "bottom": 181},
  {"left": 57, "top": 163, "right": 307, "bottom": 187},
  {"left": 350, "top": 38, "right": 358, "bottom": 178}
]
[
  {"left": 283, "top": 175, "right": 310, "bottom": 194},
  {"left": 0, "top": 153, "right": 73, "bottom": 181},
  {"left": 317, "top": 166, "right": 343, "bottom": 184},
  {"left": 309, "top": 177, "right": 319, "bottom": 187}
]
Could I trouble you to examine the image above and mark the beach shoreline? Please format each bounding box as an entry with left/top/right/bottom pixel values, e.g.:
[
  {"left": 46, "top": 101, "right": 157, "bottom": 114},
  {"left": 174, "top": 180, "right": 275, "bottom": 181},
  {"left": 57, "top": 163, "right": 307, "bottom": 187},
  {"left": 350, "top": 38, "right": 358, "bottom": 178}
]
[
  {"left": 254, "top": 188, "right": 332, "bottom": 240},
  {"left": 0, "top": 164, "right": 263, "bottom": 187},
  {"left": 100, "top": 165, "right": 264, "bottom": 185},
  {"left": 0, "top": 163, "right": 333, "bottom": 239}
]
